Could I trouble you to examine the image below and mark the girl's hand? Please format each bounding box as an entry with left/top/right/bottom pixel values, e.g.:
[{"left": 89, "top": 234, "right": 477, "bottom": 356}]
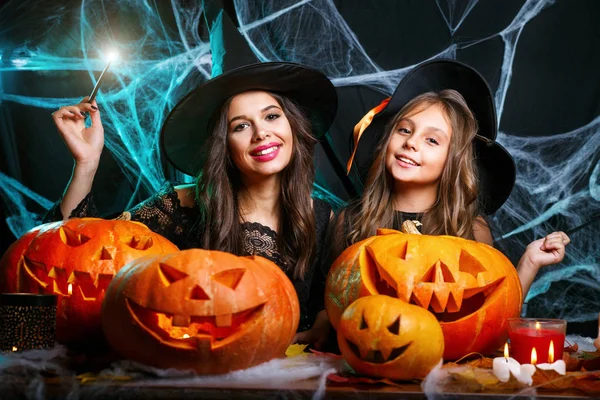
[
  {"left": 292, "top": 310, "right": 331, "bottom": 350},
  {"left": 52, "top": 98, "right": 104, "bottom": 168},
  {"left": 523, "top": 231, "right": 570, "bottom": 271}
]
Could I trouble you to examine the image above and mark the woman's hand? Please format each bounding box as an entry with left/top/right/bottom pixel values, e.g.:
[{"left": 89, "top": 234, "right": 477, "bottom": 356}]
[
  {"left": 292, "top": 310, "right": 332, "bottom": 350},
  {"left": 52, "top": 98, "right": 104, "bottom": 169},
  {"left": 52, "top": 98, "right": 104, "bottom": 219}
]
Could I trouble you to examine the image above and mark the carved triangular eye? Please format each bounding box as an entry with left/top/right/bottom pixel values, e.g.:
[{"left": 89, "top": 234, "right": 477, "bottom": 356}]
[
  {"left": 359, "top": 314, "right": 368, "bottom": 330},
  {"left": 387, "top": 316, "right": 401, "bottom": 335},
  {"left": 127, "top": 235, "right": 154, "bottom": 250},
  {"left": 212, "top": 268, "right": 246, "bottom": 290},
  {"left": 459, "top": 250, "right": 486, "bottom": 277},
  {"left": 189, "top": 284, "right": 211, "bottom": 300},
  {"left": 59, "top": 227, "right": 91, "bottom": 247},
  {"left": 158, "top": 263, "right": 188, "bottom": 286}
]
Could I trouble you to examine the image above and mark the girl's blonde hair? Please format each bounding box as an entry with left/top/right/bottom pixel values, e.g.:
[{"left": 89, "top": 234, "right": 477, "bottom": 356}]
[{"left": 346, "top": 89, "right": 480, "bottom": 245}]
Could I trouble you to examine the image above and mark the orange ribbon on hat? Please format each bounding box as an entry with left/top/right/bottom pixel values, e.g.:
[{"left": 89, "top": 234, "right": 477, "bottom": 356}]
[{"left": 347, "top": 97, "right": 391, "bottom": 174}]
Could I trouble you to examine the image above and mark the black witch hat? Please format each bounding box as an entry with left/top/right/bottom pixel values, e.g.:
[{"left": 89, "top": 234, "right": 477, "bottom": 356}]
[
  {"left": 160, "top": 1, "right": 338, "bottom": 177},
  {"left": 347, "top": 59, "right": 516, "bottom": 215}
]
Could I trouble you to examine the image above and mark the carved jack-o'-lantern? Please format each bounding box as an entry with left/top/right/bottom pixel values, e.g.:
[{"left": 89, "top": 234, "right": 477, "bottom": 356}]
[
  {"left": 102, "top": 249, "right": 300, "bottom": 374},
  {"left": 0, "top": 218, "right": 179, "bottom": 344},
  {"left": 338, "top": 295, "right": 444, "bottom": 380},
  {"left": 326, "top": 229, "right": 522, "bottom": 360}
]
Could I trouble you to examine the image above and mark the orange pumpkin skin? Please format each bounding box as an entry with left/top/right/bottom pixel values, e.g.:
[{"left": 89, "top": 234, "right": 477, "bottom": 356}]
[
  {"left": 0, "top": 227, "right": 42, "bottom": 293},
  {"left": 338, "top": 295, "right": 443, "bottom": 380},
  {"left": 324, "top": 235, "right": 380, "bottom": 331},
  {"left": 0, "top": 218, "right": 179, "bottom": 344},
  {"left": 326, "top": 229, "right": 522, "bottom": 360},
  {"left": 102, "top": 249, "right": 300, "bottom": 374}
]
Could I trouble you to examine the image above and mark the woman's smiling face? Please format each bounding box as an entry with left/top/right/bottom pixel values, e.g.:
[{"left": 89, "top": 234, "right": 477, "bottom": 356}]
[{"left": 226, "top": 91, "right": 294, "bottom": 180}]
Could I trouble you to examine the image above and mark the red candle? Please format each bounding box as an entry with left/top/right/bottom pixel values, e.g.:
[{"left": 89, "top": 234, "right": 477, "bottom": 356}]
[
  {"left": 508, "top": 327, "right": 565, "bottom": 364},
  {"left": 508, "top": 318, "right": 567, "bottom": 365}
]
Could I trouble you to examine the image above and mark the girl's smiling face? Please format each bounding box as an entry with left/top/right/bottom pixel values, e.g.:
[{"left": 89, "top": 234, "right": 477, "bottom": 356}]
[
  {"left": 226, "top": 91, "right": 294, "bottom": 180},
  {"left": 385, "top": 102, "right": 452, "bottom": 189}
]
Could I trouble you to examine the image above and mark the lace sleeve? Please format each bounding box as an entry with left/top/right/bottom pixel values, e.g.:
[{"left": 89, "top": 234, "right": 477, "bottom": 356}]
[
  {"left": 43, "top": 182, "right": 201, "bottom": 249},
  {"left": 115, "top": 182, "right": 201, "bottom": 249},
  {"left": 42, "top": 193, "right": 100, "bottom": 223}
]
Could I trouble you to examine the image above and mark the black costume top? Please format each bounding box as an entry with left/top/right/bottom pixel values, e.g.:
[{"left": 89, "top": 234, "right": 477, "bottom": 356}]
[{"left": 44, "top": 182, "right": 332, "bottom": 332}]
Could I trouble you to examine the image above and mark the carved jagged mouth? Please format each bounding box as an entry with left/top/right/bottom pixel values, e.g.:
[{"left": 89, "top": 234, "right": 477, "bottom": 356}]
[
  {"left": 20, "top": 257, "right": 113, "bottom": 301},
  {"left": 346, "top": 339, "right": 411, "bottom": 364},
  {"left": 125, "top": 298, "right": 266, "bottom": 349},
  {"left": 372, "top": 258, "right": 505, "bottom": 322}
]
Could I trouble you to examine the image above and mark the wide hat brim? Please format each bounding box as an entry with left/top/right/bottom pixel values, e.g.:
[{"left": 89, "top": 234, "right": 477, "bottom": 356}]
[
  {"left": 351, "top": 59, "right": 515, "bottom": 215},
  {"left": 161, "top": 62, "right": 338, "bottom": 177}
]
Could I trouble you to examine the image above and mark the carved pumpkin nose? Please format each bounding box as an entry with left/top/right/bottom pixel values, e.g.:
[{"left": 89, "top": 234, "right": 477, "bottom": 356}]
[
  {"left": 189, "top": 285, "right": 210, "bottom": 300},
  {"left": 412, "top": 260, "right": 462, "bottom": 313}
]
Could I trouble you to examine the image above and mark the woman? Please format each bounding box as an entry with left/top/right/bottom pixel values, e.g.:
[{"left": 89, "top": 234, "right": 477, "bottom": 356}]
[{"left": 46, "top": 61, "right": 337, "bottom": 345}]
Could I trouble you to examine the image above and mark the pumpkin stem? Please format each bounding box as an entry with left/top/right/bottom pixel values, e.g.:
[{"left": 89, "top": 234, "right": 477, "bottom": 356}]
[{"left": 401, "top": 220, "right": 422, "bottom": 234}]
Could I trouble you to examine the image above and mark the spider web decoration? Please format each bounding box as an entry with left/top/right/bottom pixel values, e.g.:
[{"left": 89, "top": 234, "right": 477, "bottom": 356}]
[{"left": 0, "top": 0, "right": 598, "bottom": 330}]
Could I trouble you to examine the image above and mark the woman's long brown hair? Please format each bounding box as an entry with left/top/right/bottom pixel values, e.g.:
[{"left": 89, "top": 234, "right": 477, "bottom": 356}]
[
  {"left": 195, "top": 91, "right": 317, "bottom": 280},
  {"left": 345, "top": 90, "right": 480, "bottom": 247}
]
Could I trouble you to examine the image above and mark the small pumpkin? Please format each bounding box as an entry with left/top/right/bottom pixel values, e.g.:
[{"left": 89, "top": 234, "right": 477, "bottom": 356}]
[
  {"left": 102, "top": 249, "right": 300, "bottom": 374},
  {"left": 0, "top": 218, "right": 179, "bottom": 344},
  {"left": 326, "top": 229, "right": 522, "bottom": 360},
  {"left": 338, "top": 295, "right": 443, "bottom": 380}
]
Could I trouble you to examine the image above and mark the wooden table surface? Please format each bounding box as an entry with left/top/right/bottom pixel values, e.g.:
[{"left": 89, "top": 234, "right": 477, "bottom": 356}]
[{"left": 0, "top": 376, "right": 594, "bottom": 399}]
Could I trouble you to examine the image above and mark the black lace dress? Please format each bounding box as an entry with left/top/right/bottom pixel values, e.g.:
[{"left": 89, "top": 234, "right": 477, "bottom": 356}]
[{"left": 44, "top": 182, "right": 332, "bottom": 332}]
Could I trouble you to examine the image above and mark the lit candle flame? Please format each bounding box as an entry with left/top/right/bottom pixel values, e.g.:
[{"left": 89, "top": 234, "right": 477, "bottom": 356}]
[
  {"left": 68, "top": 283, "right": 73, "bottom": 296},
  {"left": 504, "top": 342, "right": 509, "bottom": 360},
  {"left": 535, "top": 321, "right": 541, "bottom": 331},
  {"left": 11, "top": 346, "right": 17, "bottom": 352},
  {"left": 182, "top": 334, "right": 190, "bottom": 339},
  {"left": 531, "top": 347, "right": 538, "bottom": 365},
  {"left": 549, "top": 340, "right": 554, "bottom": 363}
]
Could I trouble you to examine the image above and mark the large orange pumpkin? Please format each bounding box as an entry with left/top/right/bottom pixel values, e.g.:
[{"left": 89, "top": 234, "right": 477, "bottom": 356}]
[
  {"left": 338, "top": 295, "right": 444, "bottom": 380},
  {"left": 0, "top": 218, "right": 179, "bottom": 344},
  {"left": 326, "top": 229, "right": 522, "bottom": 360},
  {"left": 102, "top": 249, "right": 300, "bottom": 374}
]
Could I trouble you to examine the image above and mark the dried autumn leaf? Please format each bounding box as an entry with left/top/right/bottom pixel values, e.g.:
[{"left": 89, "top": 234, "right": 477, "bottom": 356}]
[
  {"left": 285, "top": 343, "right": 309, "bottom": 358},
  {"left": 564, "top": 343, "right": 579, "bottom": 353},
  {"left": 582, "top": 355, "right": 600, "bottom": 371},
  {"left": 446, "top": 365, "right": 502, "bottom": 391},
  {"left": 565, "top": 353, "right": 583, "bottom": 372},
  {"left": 466, "top": 357, "right": 494, "bottom": 369},
  {"left": 580, "top": 350, "right": 600, "bottom": 360},
  {"left": 571, "top": 371, "right": 600, "bottom": 394},
  {"left": 327, "top": 372, "right": 405, "bottom": 387},
  {"left": 531, "top": 369, "right": 574, "bottom": 390}
]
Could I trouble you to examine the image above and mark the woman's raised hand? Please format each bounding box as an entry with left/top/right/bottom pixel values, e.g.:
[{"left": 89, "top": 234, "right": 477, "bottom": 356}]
[{"left": 52, "top": 98, "right": 104, "bottom": 168}]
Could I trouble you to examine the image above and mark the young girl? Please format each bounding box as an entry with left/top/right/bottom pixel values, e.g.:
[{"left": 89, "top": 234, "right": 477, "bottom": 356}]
[
  {"left": 334, "top": 59, "right": 569, "bottom": 299},
  {"left": 45, "top": 61, "right": 337, "bottom": 346}
]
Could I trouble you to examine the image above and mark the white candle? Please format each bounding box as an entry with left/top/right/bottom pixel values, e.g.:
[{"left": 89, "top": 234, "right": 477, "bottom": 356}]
[
  {"left": 536, "top": 340, "right": 566, "bottom": 375},
  {"left": 517, "top": 363, "right": 537, "bottom": 386},
  {"left": 492, "top": 343, "right": 520, "bottom": 382},
  {"left": 536, "top": 360, "right": 566, "bottom": 375},
  {"left": 492, "top": 343, "right": 536, "bottom": 386}
]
